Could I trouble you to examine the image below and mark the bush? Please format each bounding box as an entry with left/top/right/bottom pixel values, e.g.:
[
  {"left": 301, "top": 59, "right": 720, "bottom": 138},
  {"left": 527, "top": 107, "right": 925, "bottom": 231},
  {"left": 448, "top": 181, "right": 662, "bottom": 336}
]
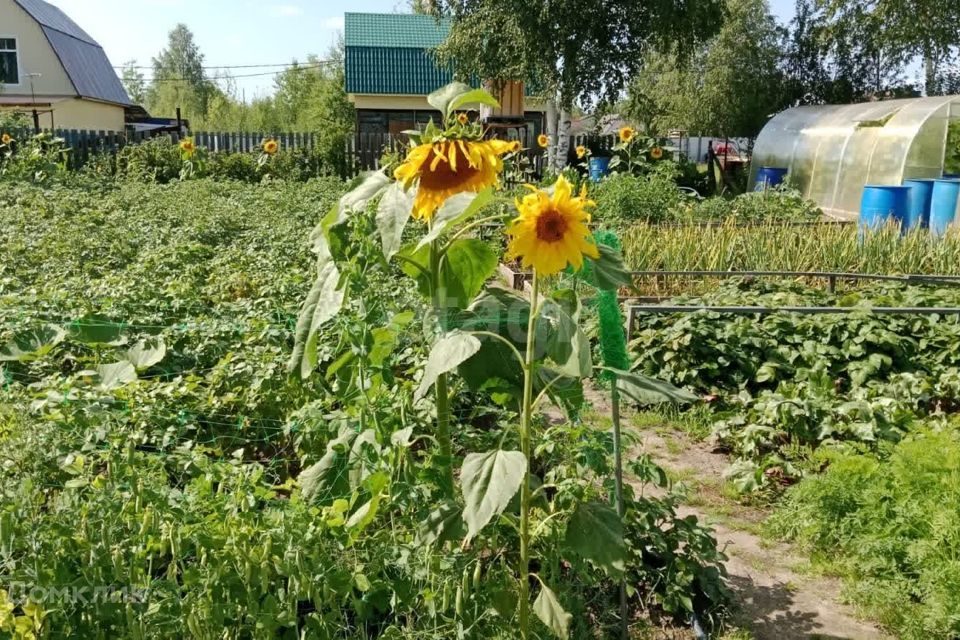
[
  {"left": 593, "top": 167, "right": 688, "bottom": 223},
  {"left": 0, "top": 132, "right": 69, "bottom": 184},
  {"left": 675, "top": 186, "right": 822, "bottom": 222},
  {"left": 767, "top": 427, "right": 960, "bottom": 640},
  {"left": 112, "top": 137, "right": 183, "bottom": 183}
]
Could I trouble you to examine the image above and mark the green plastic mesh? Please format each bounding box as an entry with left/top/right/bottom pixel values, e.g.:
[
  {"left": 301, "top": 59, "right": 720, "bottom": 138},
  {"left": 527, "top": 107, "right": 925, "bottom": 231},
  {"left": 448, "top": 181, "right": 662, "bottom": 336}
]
[{"left": 591, "top": 230, "right": 630, "bottom": 382}]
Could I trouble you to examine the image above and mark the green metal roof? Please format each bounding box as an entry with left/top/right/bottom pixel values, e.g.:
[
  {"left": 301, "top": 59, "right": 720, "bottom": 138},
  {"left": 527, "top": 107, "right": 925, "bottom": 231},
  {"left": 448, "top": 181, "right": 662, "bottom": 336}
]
[
  {"left": 344, "top": 13, "right": 455, "bottom": 96},
  {"left": 344, "top": 13, "right": 451, "bottom": 49}
]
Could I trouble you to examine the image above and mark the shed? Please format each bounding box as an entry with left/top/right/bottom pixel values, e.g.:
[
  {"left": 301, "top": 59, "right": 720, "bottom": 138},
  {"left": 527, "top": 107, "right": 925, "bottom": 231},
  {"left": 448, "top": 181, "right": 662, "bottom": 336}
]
[{"left": 750, "top": 96, "right": 960, "bottom": 220}]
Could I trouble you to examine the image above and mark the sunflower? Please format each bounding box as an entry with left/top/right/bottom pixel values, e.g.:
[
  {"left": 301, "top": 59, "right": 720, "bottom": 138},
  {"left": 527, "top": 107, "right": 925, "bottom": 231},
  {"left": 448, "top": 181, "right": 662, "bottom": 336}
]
[
  {"left": 394, "top": 139, "right": 515, "bottom": 220},
  {"left": 262, "top": 139, "right": 279, "bottom": 155},
  {"left": 506, "top": 175, "right": 599, "bottom": 276},
  {"left": 650, "top": 146, "right": 664, "bottom": 160},
  {"left": 537, "top": 133, "right": 549, "bottom": 149},
  {"left": 179, "top": 138, "right": 196, "bottom": 155},
  {"left": 1, "top": 133, "right": 11, "bottom": 145},
  {"left": 457, "top": 113, "right": 469, "bottom": 125},
  {"left": 576, "top": 145, "right": 587, "bottom": 159},
  {"left": 618, "top": 126, "right": 635, "bottom": 144}
]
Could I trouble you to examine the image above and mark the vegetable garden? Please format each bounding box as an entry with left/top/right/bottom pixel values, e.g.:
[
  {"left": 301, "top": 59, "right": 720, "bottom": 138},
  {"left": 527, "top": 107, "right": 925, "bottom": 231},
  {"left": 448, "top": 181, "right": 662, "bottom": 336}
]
[{"left": 2, "top": 83, "right": 960, "bottom": 640}]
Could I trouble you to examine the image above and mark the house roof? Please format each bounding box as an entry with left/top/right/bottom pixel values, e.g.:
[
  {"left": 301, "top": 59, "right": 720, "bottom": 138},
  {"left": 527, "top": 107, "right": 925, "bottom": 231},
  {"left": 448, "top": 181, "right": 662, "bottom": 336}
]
[
  {"left": 13, "top": 0, "right": 132, "bottom": 106},
  {"left": 344, "top": 12, "right": 455, "bottom": 96}
]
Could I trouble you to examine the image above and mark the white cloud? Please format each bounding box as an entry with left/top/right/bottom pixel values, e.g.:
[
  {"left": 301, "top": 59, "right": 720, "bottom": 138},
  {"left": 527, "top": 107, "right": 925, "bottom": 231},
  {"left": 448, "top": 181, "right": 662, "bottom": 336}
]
[
  {"left": 270, "top": 4, "right": 303, "bottom": 17},
  {"left": 321, "top": 16, "right": 345, "bottom": 30}
]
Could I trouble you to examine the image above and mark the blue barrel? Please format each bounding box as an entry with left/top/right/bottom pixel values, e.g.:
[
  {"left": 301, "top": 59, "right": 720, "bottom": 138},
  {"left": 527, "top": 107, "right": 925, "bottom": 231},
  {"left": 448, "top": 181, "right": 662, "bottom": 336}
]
[
  {"left": 859, "top": 185, "right": 910, "bottom": 233},
  {"left": 589, "top": 156, "right": 611, "bottom": 181},
  {"left": 930, "top": 179, "right": 960, "bottom": 236},
  {"left": 903, "top": 179, "right": 936, "bottom": 231},
  {"left": 754, "top": 166, "right": 789, "bottom": 191}
]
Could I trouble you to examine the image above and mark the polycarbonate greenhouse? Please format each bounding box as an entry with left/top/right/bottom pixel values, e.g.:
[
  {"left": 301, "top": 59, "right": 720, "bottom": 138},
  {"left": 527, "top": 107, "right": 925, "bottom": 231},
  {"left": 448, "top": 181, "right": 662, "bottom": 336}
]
[{"left": 750, "top": 95, "right": 960, "bottom": 220}]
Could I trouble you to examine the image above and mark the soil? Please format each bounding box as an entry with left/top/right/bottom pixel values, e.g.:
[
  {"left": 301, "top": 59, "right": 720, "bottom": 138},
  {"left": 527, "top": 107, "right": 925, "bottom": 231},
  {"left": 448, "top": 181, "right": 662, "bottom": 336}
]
[{"left": 577, "top": 384, "right": 891, "bottom": 640}]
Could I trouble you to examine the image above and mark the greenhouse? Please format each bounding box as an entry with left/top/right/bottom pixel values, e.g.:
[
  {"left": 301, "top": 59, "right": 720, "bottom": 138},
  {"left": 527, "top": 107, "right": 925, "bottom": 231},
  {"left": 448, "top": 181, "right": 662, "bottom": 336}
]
[{"left": 750, "top": 95, "right": 960, "bottom": 220}]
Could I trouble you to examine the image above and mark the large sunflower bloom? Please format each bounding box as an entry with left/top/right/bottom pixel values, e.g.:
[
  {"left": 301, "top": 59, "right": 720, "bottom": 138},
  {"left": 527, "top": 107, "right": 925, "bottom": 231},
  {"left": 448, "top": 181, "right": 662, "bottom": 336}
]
[
  {"left": 618, "top": 126, "right": 635, "bottom": 144},
  {"left": 394, "top": 139, "right": 514, "bottom": 220},
  {"left": 262, "top": 139, "right": 279, "bottom": 155},
  {"left": 506, "top": 175, "right": 599, "bottom": 276}
]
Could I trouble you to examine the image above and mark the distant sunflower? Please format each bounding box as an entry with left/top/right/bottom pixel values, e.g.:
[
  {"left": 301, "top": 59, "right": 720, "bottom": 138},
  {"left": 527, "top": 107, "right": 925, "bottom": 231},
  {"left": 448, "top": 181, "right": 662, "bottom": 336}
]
[
  {"left": 618, "top": 126, "right": 635, "bottom": 144},
  {"left": 262, "top": 139, "right": 279, "bottom": 155},
  {"left": 1, "top": 133, "right": 12, "bottom": 145},
  {"left": 650, "top": 146, "right": 664, "bottom": 160},
  {"left": 457, "top": 113, "right": 469, "bottom": 125},
  {"left": 394, "top": 139, "right": 515, "bottom": 220},
  {"left": 537, "top": 133, "right": 549, "bottom": 149},
  {"left": 179, "top": 138, "right": 196, "bottom": 155},
  {"left": 506, "top": 175, "right": 599, "bottom": 276},
  {"left": 576, "top": 145, "right": 587, "bottom": 159}
]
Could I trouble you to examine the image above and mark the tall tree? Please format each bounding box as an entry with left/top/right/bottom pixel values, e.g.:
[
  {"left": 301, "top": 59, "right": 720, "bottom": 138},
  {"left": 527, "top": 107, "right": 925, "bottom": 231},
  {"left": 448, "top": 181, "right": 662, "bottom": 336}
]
[
  {"left": 120, "top": 60, "right": 146, "bottom": 105},
  {"left": 819, "top": 0, "right": 960, "bottom": 96},
  {"left": 147, "top": 24, "right": 215, "bottom": 121},
  {"left": 432, "top": 0, "right": 725, "bottom": 168}
]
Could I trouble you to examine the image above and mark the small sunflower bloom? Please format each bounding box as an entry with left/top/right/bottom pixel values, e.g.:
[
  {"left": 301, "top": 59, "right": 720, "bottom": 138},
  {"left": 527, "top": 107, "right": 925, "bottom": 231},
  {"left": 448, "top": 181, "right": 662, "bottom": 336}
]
[
  {"left": 179, "top": 138, "right": 196, "bottom": 155},
  {"left": 394, "top": 138, "right": 515, "bottom": 221},
  {"left": 650, "top": 146, "right": 664, "bottom": 160},
  {"left": 262, "top": 139, "right": 279, "bottom": 155},
  {"left": 537, "top": 133, "right": 549, "bottom": 149},
  {"left": 506, "top": 175, "right": 599, "bottom": 276},
  {"left": 618, "top": 126, "right": 635, "bottom": 144},
  {"left": 1, "top": 133, "right": 12, "bottom": 145},
  {"left": 457, "top": 113, "right": 469, "bottom": 125},
  {"left": 576, "top": 145, "right": 587, "bottom": 159}
]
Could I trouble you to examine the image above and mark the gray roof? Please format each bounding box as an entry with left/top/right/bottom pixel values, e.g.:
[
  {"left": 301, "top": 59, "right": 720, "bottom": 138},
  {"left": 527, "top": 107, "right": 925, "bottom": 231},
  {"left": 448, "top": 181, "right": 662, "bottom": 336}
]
[{"left": 13, "top": 0, "right": 132, "bottom": 106}]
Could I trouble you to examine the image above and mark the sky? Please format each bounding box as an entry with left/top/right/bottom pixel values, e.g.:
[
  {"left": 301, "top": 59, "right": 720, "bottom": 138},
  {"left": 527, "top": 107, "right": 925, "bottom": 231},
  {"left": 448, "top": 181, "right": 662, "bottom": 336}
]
[{"left": 45, "top": 0, "right": 799, "bottom": 101}]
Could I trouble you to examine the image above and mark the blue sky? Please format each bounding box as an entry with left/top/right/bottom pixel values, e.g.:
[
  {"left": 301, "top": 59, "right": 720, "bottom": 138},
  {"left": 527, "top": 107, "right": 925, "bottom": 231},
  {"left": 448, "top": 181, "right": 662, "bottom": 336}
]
[{"left": 46, "top": 0, "right": 799, "bottom": 100}]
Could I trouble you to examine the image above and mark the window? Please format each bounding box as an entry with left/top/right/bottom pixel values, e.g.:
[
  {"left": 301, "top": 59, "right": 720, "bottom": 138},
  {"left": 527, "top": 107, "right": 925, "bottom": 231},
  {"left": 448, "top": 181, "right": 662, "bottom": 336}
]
[{"left": 0, "top": 38, "right": 19, "bottom": 85}]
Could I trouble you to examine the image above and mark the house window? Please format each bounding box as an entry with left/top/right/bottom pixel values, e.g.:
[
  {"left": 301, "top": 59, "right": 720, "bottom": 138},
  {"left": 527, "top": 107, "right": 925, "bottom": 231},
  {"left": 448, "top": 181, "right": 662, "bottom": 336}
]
[{"left": 0, "top": 38, "right": 18, "bottom": 85}]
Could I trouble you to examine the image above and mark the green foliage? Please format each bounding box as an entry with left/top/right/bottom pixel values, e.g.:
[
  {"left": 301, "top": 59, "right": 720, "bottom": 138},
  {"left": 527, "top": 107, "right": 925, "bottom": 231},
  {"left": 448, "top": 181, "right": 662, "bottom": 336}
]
[
  {"left": 630, "top": 279, "right": 960, "bottom": 484},
  {"left": 768, "top": 427, "right": 960, "bottom": 639},
  {"left": 593, "top": 170, "right": 687, "bottom": 223},
  {"left": 675, "top": 187, "right": 823, "bottom": 222},
  {"left": 945, "top": 120, "right": 960, "bottom": 175},
  {"left": 0, "top": 132, "right": 69, "bottom": 184}
]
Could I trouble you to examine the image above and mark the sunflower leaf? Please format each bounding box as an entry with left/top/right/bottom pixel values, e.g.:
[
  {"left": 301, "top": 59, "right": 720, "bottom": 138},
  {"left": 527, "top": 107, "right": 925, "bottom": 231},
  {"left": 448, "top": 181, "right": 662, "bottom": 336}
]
[
  {"left": 533, "top": 582, "right": 572, "bottom": 639},
  {"left": 440, "top": 238, "right": 498, "bottom": 309},
  {"left": 376, "top": 181, "right": 414, "bottom": 260},
  {"left": 415, "top": 331, "right": 482, "bottom": 402},
  {"left": 416, "top": 188, "right": 497, "bottom": 251},
  {"left": 449, "top": 88, "right": 500, "bottom": 114}
]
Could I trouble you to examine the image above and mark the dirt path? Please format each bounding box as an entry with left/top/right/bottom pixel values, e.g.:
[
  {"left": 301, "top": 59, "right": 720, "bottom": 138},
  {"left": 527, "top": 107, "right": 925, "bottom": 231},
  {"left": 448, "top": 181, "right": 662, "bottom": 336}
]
[{"left": 577, "top": 386, "right": 889, "bottom": 640}]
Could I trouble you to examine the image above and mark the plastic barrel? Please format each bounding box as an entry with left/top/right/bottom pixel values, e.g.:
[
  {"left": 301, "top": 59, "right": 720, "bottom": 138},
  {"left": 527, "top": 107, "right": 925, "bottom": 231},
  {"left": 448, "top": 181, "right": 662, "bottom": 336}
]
[
  {"left": 589, "top": 156, "right": 611, "bottom": 182},
  {"left": 859, "top": 185, "right": 910, "bottom": 233},
  {"left": 754, "top": 166, "right": 789, "bottom": 191},
  {"left": 930, "top": 179, "right": 960, "bottom": 236},
  {"left": 903, "top": 179, "right": 936, "bottom": 231}
]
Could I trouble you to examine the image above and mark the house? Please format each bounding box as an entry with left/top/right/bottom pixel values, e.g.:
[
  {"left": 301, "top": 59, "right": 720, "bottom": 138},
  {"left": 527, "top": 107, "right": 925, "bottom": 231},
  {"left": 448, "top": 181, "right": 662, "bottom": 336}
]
[
  {"left": 0, "top": 0, "right": 132, "bottom": 131},
  {"left": 344, "top": 12, "right": 545, "bottom": 142}
]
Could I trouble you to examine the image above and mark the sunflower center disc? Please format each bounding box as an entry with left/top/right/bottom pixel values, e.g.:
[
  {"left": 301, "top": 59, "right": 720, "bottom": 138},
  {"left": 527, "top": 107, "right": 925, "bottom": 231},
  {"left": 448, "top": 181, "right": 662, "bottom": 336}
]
[
  {"left": 420, "top": 143, "right": 479, "bottom": 189},
  {"left": 535, "top": 209, "right": 569, "bottom": 242}
]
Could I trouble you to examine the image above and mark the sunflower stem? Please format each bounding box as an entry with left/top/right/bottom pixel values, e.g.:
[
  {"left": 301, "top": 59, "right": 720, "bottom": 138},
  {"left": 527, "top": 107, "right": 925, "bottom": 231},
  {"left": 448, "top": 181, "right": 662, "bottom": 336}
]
[
  {"left": 429, "top": 238, "right": 455, "bottom": 497},
  {"left": 518, "top": 270, "right": 540, "bottom": 640}
]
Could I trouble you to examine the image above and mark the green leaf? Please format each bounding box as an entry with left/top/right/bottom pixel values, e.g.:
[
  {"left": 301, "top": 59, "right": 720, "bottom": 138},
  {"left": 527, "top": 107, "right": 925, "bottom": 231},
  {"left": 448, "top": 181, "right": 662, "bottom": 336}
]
[
  {"left": 584, "top": 243, "right": 633, "bottom": 291},
  {"left": 533, "top": 582, "right": 572, "bottom": 639},
  {"left": 376, "top": 181, "right": 414, "bottom": 260},
  {"left": 449, "top": 88, "right": 501, "bottom": 114},
  {"left": 415, "top": 500, "right": 465, "bottom": 546},
  {"left": 125, "top": 338, "right": 166, "bottom": 369},
  {"left": 68, "top": 315, "right": 126, "bottom": 345},
  {"left": 339, "top": 171, "right": 392, "bottom": 217},
  {"left": 416, "top": 189, "right": 496, "bottom": 250},
  {"left": 415, "top": 331, "right": 482, "bottom": 402},
  {"left": 441, "top": 238, "right": 498, "bottom": 309},
  {"left": 460, "top": 449, "right": 526, "bottom": 540},
  {"left": 396, "top": 243, "right": 431, "bottom": 298},
  {"left": 564, "top": 501, "right": 626, "bottom": 576},
  {"left": 0, "top": 325, "right": 65, "bottom": 362},
  {"left": 297, "top": 257, "right": 345, "bottom": 379},
  {"left": 299, "top": 429, "right": 356, "bottom": 502},
  {"left": 538, "top": 298, "right": 591, "bottom": 377},
  {"left": 96, "top": 361, "right": 138, "bottom": 390},
  {"left": 605, "top": 368, "right": 699, "bottom": 405},
  {"left": 427, "top": 81, "right": 474, "bottom": 117}
]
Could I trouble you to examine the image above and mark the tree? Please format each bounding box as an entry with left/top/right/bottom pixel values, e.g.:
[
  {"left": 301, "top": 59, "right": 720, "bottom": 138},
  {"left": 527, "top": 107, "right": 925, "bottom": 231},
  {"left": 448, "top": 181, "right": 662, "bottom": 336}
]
[
  {"left": 626, "top": 0, "right": 787, "bottom": 138},
  {"left": 146, "top": 24, "right": 215, "bottom": 121},
  {"left": 120, "top": 60, "right": 146, "bottom": 105},
  {"left": 432, "top": 0, "right": 725, "bottom": 168},
  {"left": 819, "top": 0, "right": 960, "bottom": 95}
]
